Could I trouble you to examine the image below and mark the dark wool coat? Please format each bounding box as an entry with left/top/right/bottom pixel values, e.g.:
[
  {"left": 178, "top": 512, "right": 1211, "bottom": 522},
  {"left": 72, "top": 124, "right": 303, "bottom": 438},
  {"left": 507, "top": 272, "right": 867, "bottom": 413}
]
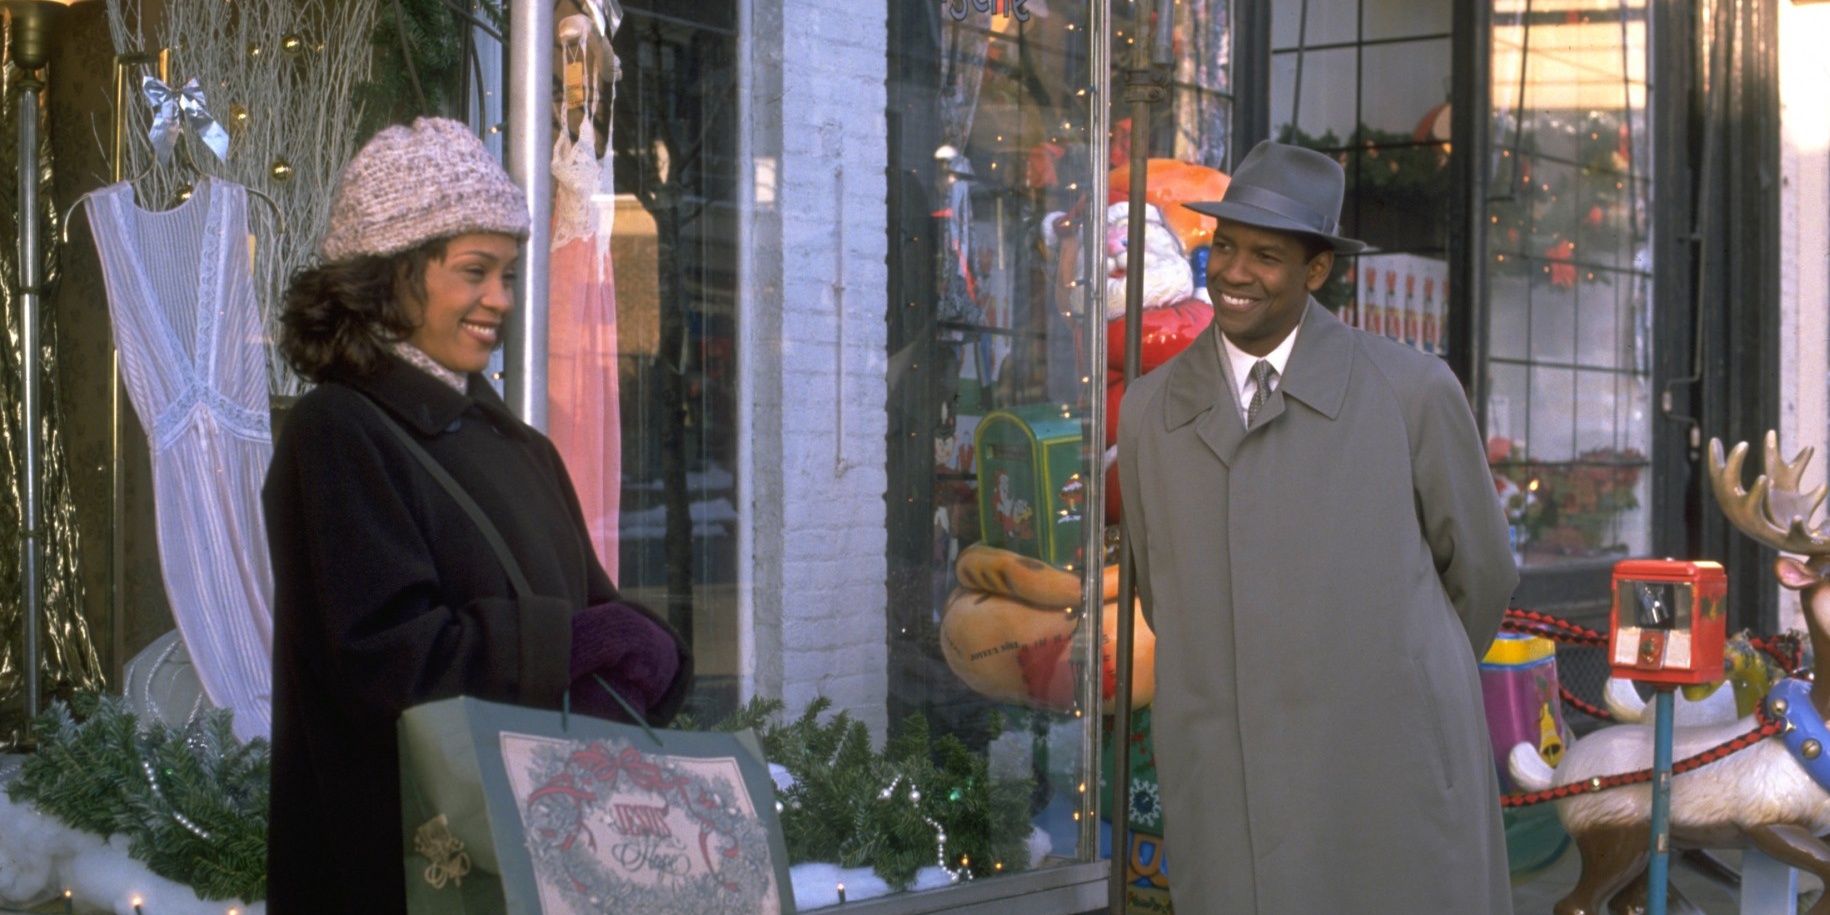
[
  {"left": 263, "top": 355, "right": 689, "bottom": 915},
  {"left": 1118, "top": 302, "right": 1518, "bottom": 914}
]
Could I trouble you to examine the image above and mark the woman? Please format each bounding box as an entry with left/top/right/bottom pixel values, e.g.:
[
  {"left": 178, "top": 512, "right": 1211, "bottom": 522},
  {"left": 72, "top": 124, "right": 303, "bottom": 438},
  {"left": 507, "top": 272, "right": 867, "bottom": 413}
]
[{"left": 262, "top": 117, "right": 690, "bottom": 914}]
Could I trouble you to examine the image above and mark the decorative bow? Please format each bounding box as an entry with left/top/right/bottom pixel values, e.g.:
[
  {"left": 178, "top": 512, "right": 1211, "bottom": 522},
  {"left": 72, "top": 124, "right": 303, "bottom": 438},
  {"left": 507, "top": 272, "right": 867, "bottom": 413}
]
[
  {"left": 413, "top": 815, "right": 472, "bottom": 890},
  {"left": 142, "top": 76, "right": 230, "bottom": 165}
]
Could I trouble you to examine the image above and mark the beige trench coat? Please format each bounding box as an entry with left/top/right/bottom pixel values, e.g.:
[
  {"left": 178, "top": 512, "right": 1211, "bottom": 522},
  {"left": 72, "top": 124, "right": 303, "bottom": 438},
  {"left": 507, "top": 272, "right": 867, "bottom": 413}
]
[{"left": 1118, "top": 302, "right": 1518, "bottom": 914}]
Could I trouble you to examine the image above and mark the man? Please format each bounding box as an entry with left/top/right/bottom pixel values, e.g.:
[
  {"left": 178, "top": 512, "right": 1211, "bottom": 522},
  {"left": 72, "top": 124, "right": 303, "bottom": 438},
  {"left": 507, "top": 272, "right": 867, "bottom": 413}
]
[{"left": 1117, "top": 140, "right": 1518, "bottom": 913}]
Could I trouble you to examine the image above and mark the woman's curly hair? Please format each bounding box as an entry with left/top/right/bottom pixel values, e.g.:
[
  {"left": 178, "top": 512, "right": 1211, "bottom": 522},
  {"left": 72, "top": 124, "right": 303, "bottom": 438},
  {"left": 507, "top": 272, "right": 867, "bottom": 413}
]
[{"left": 277, "top": 238, "right": 447, "bottom": 382}]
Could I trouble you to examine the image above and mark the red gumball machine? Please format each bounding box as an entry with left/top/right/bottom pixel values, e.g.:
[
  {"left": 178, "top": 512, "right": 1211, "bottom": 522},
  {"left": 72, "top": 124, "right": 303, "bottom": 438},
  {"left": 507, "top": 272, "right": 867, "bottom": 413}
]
[
  {"left": 1608, "top": 559, "right": 1727, "bottom": 687},
  {"left": 1607, "top": 558, "right": 1728, "bottom": 914}
]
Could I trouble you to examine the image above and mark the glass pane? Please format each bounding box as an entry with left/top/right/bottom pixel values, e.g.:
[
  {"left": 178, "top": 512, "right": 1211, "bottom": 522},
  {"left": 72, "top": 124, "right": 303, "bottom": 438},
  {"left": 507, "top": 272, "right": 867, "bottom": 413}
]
[
  {"left": 603, "top": 4, "right": 744, "bottom": 714},
  {"left": 1626, "top": 581, "right": 1690, "bottom": 629},
  {"left": 1365, "top": 0, "right": 1453, "bottom": 41},
  {"left": 1351, "top": 145, "right": 1453, "bottom": 253},
  {"left": 1272, "top": 0, "right": 1359, "bottom": 50},
  {"left": 1529, "top": 365, "right": 1578, "bottom": 461},
  {"left": 1527, "top": 269, "right": 1576, "bottom": 365},
  {"left": 1573, "top": 276, "right": 1623, "bottom": 370},
  {"left": 1489, "top": 275, "right": 1530, "bottom": 360},
  {"left": 1170, "top": 0, "right": 1236, "bottom": 166},
  {"left": 538, "top": 0, "right": 1130, "bottom": 907},
  {"left": 1359, "top": 39, "right": 1451, "bottom": 138},
  {"left": 1574, "top": 369, "right": 1621, "bottom": 453},
  {"left": 1271, "top": 47, "right": 1360, "bottom": 146},
  {"left": 1488, "top": 360, "right": 1530, "bottom": 566},
  {"left": 1484, "top": 0, "right": 1654, "bottom": 572}
]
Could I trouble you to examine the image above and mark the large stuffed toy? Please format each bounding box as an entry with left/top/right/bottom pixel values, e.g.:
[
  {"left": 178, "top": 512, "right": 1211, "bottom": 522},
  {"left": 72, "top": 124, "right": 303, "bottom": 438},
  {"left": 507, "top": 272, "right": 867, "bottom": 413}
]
[
  {"left": 939, "top": 544, "right": 1156, "bottom": 713},
  {"left": 1093, "top": 160, "right": 1230, "bottom": 523}
]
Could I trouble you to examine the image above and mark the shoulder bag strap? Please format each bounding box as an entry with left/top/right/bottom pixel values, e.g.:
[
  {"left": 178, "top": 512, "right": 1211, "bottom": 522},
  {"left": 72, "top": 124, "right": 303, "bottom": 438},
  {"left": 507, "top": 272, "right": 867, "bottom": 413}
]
[{"left": 354, "top": 394, "right": 535, "bottom": 599}]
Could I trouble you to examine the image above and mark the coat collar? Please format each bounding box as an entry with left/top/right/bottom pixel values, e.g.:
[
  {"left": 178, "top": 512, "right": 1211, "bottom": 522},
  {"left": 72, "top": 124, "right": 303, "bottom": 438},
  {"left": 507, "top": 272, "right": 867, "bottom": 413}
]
[
  {"left": 340, "top": 353, "right": 529, "bottom": 440},
  {"left": 1164, "top": 300, "right": 1352, "bottom": 465}
]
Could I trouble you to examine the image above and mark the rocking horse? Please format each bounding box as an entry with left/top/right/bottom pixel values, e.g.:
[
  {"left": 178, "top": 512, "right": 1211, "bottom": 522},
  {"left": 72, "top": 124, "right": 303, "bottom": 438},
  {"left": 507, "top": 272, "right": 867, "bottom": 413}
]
[{"left": 1508, "top": 432, "right": 1830, "bottom": 915}]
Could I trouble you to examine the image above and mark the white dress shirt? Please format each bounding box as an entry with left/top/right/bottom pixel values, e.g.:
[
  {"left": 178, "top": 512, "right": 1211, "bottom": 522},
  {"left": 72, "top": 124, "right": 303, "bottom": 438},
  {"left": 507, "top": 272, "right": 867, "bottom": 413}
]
[{"left": 1217, "top": 303, "right": 1304, "bottom": 424}]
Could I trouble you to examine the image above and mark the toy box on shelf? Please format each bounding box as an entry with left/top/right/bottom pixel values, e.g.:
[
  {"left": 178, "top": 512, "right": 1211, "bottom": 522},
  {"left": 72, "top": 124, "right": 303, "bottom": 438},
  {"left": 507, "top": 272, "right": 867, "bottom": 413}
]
[{"left": 974, "top": 405, "right": 1089, "bottom": 570}]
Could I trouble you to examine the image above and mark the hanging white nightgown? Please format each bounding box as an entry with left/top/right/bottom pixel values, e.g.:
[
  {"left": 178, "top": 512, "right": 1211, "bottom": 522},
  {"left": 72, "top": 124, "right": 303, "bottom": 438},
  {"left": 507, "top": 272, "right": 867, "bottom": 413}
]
[{"left": 86, "top": 177, "right": 274, "bottom": 741}]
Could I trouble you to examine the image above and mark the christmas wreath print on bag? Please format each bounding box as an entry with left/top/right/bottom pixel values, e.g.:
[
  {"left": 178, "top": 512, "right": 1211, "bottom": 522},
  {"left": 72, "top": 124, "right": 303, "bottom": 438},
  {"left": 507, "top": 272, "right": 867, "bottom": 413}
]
[{"left": 503, "top": 732, "right": 783, "bottom": 914}]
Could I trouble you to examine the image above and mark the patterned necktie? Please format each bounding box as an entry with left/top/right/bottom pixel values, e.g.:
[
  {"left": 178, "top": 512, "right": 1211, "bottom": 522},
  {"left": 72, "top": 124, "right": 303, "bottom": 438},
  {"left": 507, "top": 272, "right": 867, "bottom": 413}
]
[{"left": 1246, "top": 359, "right": 1276, "bottom": 427}]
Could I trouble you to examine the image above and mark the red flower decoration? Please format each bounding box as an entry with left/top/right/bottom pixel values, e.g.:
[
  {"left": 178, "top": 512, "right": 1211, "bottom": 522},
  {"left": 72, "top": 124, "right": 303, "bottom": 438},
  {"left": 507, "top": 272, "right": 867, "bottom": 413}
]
[{"left": 1544, "top": 238, "right": 1577, "bottom": 288}]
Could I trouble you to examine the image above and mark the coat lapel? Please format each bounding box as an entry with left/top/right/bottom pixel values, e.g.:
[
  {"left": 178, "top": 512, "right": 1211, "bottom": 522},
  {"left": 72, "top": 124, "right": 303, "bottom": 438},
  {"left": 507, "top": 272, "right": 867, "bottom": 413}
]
[
  {"left": 1161, "top": 299, "right": 1352, "bottom": 466},
  {"left": 1164, "top": 324, "right": 1247, "bottom": 465},
  {"left": 1275, "top": 299, "right": 1352, "bottom": 421}
]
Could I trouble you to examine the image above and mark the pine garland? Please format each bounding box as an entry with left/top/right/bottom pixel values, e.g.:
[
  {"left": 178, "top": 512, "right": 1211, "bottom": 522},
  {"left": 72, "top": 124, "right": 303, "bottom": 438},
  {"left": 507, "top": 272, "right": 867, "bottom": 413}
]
[
  {"left": 689, "top": 697, "right": 1037, "bottom": 890},
  {"left": 357, "top": 0, "right": 505, "bottom": 140},
  {"left": 8, "top": 693, "right": 1035, "bottom": 904},
  {"left": 6, "top": 694, "right": 270, "bottom": 902}
]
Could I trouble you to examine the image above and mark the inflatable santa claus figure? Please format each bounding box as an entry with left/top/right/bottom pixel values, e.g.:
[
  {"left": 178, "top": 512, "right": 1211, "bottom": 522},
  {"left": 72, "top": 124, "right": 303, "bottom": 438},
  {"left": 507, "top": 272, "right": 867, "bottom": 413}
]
[{"left": 1098, "top": 199, "right": 1213, "bottom": 524}]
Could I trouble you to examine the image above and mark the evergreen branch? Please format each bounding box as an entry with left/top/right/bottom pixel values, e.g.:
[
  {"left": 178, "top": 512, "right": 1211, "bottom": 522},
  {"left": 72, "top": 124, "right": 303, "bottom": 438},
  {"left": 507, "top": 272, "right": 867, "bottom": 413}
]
[
  {"left": 389, "top": 0, "right": 430, "bottom": 112},
  {"left": 7, "top": 695, "right": 269, "bottom": 902}
]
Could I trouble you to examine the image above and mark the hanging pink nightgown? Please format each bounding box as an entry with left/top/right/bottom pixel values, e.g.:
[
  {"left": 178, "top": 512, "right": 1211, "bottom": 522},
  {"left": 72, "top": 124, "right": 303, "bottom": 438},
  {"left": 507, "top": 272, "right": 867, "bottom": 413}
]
[{"left": 547, "top": 113, "right": 622, "bottom": 578}]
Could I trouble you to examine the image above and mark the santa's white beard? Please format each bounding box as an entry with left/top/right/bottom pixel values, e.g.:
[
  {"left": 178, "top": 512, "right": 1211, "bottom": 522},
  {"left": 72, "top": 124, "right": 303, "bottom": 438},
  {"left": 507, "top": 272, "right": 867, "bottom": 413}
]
[{"left": 1106, "top": 237, "right": 1194, "bottom": 318}]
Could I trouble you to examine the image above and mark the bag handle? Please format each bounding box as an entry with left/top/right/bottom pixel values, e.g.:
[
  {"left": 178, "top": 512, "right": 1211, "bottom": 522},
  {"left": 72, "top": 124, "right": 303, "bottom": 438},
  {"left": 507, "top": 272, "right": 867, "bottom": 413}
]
[
  {"left": 562, "top": 673, "right": 663, "bottom": 748},
  {"left": 356, "top": 394, "right": 657, "bottom": 742},
  {"left": 356, "top": 394, "right": 536, "bottom": 599}
]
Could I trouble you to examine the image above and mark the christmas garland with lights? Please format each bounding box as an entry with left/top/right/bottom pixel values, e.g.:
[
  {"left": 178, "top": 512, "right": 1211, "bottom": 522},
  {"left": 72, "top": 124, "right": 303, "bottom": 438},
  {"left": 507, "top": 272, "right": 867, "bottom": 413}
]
[
  {"left": 5, "top": 693, "right": 1034, "bottom": 904},
  {"left": 689, "top": 697, "right": 1037, "bottom": 890},
  {"left": 5, "top": 694, "right": 270, "bottom": 902}
]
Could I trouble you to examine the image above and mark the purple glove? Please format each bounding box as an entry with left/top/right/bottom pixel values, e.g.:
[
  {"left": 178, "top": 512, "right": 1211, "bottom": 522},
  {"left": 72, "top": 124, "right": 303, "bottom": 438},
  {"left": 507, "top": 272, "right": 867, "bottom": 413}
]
[{"left": 567, "top": 601, "right": 681, "bottom": 722}]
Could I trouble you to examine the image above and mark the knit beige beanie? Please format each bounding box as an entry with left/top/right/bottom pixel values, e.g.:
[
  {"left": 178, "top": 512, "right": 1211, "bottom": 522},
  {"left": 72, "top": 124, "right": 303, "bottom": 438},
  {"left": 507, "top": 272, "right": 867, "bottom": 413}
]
[{"left": 318, "top": 117, "right": 531, "bottom": 261}]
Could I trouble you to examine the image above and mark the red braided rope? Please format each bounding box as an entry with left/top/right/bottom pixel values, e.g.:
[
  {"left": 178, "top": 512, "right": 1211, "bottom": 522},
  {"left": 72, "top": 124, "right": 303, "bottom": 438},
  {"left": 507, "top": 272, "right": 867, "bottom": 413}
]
[
  {"left": 1500, "top": 699, "right": 1786, "bottom": 808},
  {"left": 1500, "top": 608, "right": 1615, "bottom": 717},
  {"left": 1748, "top": 633, "right": 1806, "bottom": 675},
  {"left": 1559, "top": 685, "right": 1613, "bottom": 721},
  {"left": 1497, "top": 608, "right": 1814, "bottom": 720},
  {"left": 1501, "top": 608, "right": 1609, "bottom": 647}
]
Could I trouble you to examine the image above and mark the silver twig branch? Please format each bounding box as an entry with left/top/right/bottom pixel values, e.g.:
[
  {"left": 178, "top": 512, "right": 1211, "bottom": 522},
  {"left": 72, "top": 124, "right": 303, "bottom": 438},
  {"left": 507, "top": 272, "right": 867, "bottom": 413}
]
[{"left": 105, "top": 0, "right": 380, "bottom": 396}]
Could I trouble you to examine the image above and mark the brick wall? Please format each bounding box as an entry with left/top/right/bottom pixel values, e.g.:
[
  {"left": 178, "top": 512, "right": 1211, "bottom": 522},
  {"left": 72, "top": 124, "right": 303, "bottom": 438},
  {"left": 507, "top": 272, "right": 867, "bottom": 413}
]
[{"left": 746, "top": 0, "right": 893, "bottom": 738}]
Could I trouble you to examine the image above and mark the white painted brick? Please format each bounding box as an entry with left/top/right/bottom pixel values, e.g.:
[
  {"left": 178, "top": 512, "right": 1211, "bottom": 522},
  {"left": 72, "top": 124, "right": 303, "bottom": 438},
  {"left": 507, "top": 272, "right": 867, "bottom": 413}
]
[{"left": 747, "top": 0, "right": 893, "bottom": 745}]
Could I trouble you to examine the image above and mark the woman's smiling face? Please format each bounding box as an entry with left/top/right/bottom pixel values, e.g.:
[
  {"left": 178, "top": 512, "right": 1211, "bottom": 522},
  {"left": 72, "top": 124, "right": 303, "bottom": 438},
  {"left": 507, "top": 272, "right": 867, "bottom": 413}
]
[{"left": 405, "top": 232, "right": 520, "bottom": 374}]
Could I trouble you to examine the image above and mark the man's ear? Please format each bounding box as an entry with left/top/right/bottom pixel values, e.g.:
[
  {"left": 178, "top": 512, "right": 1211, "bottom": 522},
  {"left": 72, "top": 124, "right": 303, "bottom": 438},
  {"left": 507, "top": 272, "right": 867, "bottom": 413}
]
[{"left": 1305, "top": 249, "right": 1335, "bottom": 292}]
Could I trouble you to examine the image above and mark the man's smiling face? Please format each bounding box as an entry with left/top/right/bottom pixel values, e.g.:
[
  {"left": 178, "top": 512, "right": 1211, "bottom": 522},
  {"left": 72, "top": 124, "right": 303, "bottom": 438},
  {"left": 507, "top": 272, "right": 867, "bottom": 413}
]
[{"left": 1205, "top": 218, "right": 1333, "bottom": 357}]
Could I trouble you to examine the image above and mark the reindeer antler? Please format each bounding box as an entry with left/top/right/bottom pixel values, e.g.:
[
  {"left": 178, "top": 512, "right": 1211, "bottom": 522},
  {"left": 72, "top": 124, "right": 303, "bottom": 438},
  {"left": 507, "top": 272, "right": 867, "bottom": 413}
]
[{"left": 1708, "top": 431, "right": 1830, "bottom": 556}]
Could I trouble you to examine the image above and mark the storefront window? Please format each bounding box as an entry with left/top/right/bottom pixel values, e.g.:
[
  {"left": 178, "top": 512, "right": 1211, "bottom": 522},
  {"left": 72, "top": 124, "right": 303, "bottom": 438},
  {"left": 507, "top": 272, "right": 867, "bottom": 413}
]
[
  {"left": 562, "top": 0, "right": 1113, "bottom": 907},
  {"left": 1114, "top": 0, "right": 1235, "bottom": 169},
  {"left": 1484, "top": 0, "right": 1653, "bottom": 569},
  {"left": 603, "top": 3, "right": 743, "bottom": 716},
  {"left": 1270, "top": 0, "right": 1457, "bottom": 353},
  {"left": 881, "top": 0, "right": 1109, "bottom": 902}
]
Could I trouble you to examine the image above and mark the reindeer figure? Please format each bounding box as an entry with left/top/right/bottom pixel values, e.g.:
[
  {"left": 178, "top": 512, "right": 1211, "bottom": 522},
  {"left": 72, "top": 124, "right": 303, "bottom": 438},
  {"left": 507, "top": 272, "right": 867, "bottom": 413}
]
[{"left": 1509, "top": 432, "right": 1830, "bottom": 915}]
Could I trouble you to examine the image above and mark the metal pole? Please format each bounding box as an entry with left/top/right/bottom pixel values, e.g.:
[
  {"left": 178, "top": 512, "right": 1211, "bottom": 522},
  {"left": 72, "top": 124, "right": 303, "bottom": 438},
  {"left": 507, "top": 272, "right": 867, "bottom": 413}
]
[
  {"left": 18, "top": 75, "right": 42, "bottom": 726},
  {"left": 111, "top": 58, "right": 126, "bottom": 690},
  {"left": 504, "top": 0, "right": 553, "bottom": 429},
  {"left": 1647, "top": 686, "right": 1675, "bottom": 915},
  {"left": 1082, "top": 0, "right": 1112, "bottom": 868},
  {"left": 109, "top": 54, "right": 143, "bottom": 692},
  {"left": 1110, "top": 1, "right": 1173, "bottom": 909}
]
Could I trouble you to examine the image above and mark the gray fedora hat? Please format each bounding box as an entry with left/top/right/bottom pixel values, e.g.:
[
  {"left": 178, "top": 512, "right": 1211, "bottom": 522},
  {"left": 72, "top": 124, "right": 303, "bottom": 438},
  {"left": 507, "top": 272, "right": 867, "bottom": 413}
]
[{"left": 1186, "top": 140, "right": 1365, "bottom": 254}]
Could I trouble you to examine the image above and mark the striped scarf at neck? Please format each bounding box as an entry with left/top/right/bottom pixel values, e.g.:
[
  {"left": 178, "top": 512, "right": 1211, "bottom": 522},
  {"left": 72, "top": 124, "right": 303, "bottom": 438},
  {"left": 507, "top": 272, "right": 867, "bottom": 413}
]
[{"left": 390, "top": 341, "right": 467, "bottom": 394}]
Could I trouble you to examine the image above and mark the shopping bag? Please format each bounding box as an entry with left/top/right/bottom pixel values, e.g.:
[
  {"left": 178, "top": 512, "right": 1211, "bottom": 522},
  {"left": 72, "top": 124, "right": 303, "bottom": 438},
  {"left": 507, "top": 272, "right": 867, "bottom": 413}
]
[{"left": 399, "top": 695, "right": 797, "bottom": 914}]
